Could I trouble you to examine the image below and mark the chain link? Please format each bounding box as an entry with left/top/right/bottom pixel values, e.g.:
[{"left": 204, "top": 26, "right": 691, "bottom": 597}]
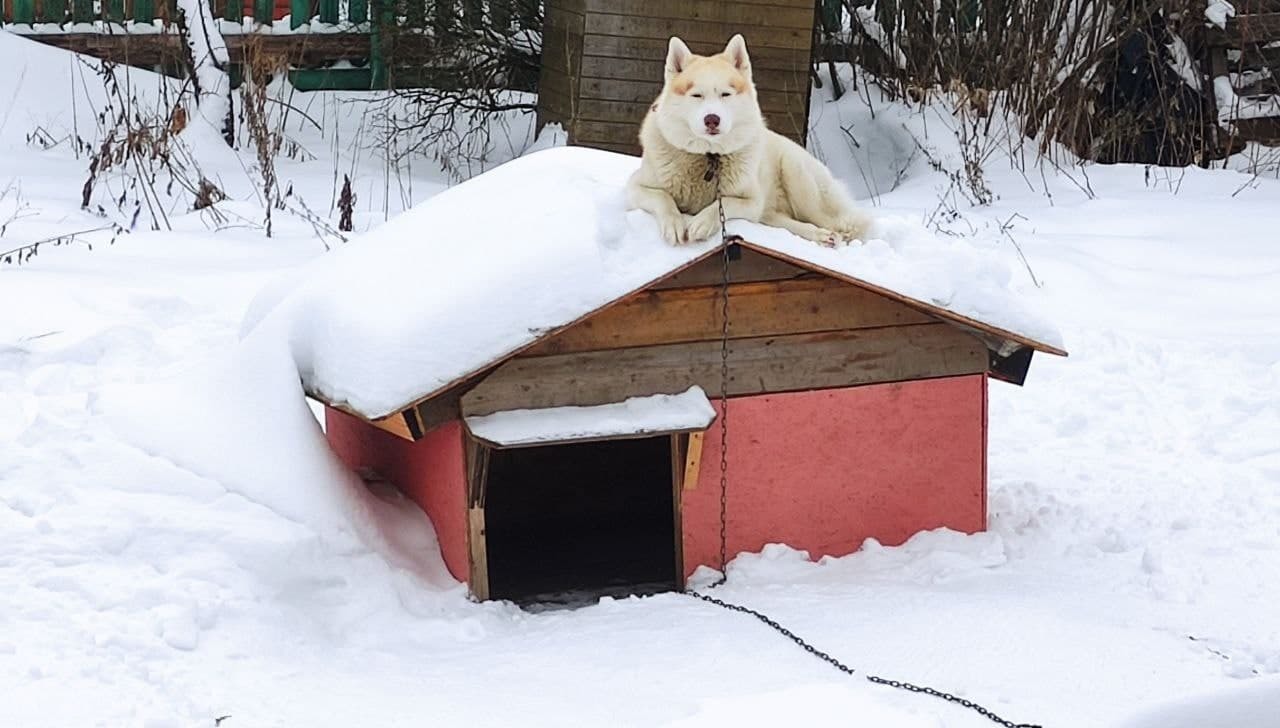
[
  {"left": 688, "top": 152, "right": 1040, "bottom": 728},
  {"left": 685, "top": 591, "right": 1042, "bottom": 728},
  {"left": 710, "top": 153, "right": 731, "bottom": 587}
]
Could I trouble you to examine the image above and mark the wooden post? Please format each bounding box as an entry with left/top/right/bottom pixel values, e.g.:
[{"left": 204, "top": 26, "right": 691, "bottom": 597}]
[
  {"left": 369, "top": 0, "right": 388, "bottom": 88},
  {"left": 40, "top": 0, "right": 67, "bottom": 23},
  {"left": 106, "top": 0, "right": 125, "bottom": 22},
  {"left": 319, "top": 0, "right": 336, "bottom": 24},
  {"left": 289, "top": 0, "right": 308, "bottom": 28},
  {"left": 13, "top": 0, "right": 34, "bottom": 23},
  {"left": 71, "top": 0, "right": 93, "bottom": 22},
  {"left": 132, "top": 0, "right": 154, "bottom": 24},
  {"left": 219, "top": 0, "right": 238, "bottom": 22},
  {"left": 347, "top": 0, "right": 366, "bottom": 23},
  {"left": 682, "top": 431, "right": 705, "bottom": 492},
  {"left": 253, "top": 0, "right": 271, "bottom": 24}
]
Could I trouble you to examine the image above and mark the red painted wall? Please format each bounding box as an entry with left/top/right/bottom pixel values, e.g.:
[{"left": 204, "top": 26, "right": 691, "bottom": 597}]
[
  {"left": 325, "top": 409, "right": 471, "bottom": 582},
  {"left": 681, "top": 374, "right": 988, "bottom": 576}
]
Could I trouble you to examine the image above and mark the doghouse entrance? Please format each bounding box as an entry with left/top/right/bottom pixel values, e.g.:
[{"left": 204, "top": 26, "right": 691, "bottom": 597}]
[{"left": 482, "top": 436, "right": 679, "bottom": 604}]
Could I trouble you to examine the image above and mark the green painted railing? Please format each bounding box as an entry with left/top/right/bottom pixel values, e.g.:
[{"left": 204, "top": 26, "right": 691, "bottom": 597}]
[{"left": 1, "top": 0, "right": 540, "bottom": 29}]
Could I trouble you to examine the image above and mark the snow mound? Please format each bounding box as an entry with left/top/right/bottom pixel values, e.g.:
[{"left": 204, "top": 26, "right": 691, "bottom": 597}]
[
  {"left": 1118, "top": 674, "right": 1280, "bottom": 728},
  {"left": 244, "top": 145, "right": 1062, "bottom": 420}
]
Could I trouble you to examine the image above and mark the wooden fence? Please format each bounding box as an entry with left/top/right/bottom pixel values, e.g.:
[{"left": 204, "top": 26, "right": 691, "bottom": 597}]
[{"left": 0, "top": 0, "right": 541, "bottom": 89}]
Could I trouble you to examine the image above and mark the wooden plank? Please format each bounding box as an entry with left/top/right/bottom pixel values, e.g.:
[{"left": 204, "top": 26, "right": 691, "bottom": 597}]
[
  {"left": 24, "top": 32, "right": 390, "bottom": 66},
  {"left": 579, "top": 0, "right": 814, "bottom": 30},
  {"left": 369, "top": 411, "right": 416, "bottom": 440},
  {"left": 71, "top": 0, "right": 92, "bottom": 21},
  {"left": 577, "top": 108, "right": 811, "bottom": 148},
  {"left": 583, "top": 13, "right": 813, "bottom": 51},
  {"left": 670, "top": 433, "right": 686, "bottom": 589},
  {"left": 460, "top": 323, "right": 989, "bottom": 417},
  {"left": 347, "top": 0, "right": 365, "bottom": 22},
  {"left": 290, "top": 0, "right": 309, "bottom": 28},
  {"left": 650, "top": 246, "right": 810, "bottom": 289},
  {"left": 318, "top": 0, "right": 337, "bottom": 23},
  {"left": 543, "top": 0, "right": 584, "bottom": 32},
  {"left": 523, "top": 277, "right": 935, "bottom": 356},
  {"left": 467, "top": 507, "right": 490, "bottom": 600},
  {"left": 13, "top": 0, "right": 35, "bottom": 23},
  {"left": 579, "top": 56, "right": 811, "bottom": 94},
  {"left": 737, "top": 241, "right": 1069, "bottom": 357},
  {"left": 682, "top": 431, "right": 705, "bottom": 491},
  {"left": 575, "top": 119, "right": 642, "bottom": 146},
  {"left": 576, "top": 77, "right": 797, "bottom": 113},
  {"left": 464, "top": 434, "right": 491, "bottom": 600},
  {"left": 582, "top": 34, "right": 812, "bottom": 72},
  {"left": 39, "top": 0, "right": 66, "bottom": 23}
]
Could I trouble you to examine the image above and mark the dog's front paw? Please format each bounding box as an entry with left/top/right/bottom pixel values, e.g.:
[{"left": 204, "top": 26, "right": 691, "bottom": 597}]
[
  {"left": 655, "top": 212, "right": 688, "bottom": 246},
  {"left": 685, "top": 209, "right": 722, "bottom": 243},
  {"left": 834, "top": 213, "right": 870, "bottom": 243}
]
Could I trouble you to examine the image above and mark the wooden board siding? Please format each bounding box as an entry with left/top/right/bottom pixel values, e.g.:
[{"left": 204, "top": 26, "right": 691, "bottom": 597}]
[
  {"left": 649, "top": 246, "right": 808, "bottom": 289},
  {"left": 538, "top": 0, "right": 817, "bottom": 155},
  {"left": 523, "top": 277, "right": 935, "bottom": 356},
  {"left": 460, "top": 323, "right": 988, "bottom": 417}
]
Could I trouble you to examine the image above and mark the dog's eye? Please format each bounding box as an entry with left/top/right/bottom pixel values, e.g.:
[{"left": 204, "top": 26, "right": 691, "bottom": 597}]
[
  {"left": 720, "top": 91, "right": 732, "bottom": 98},
  {"left": 691, "top": 93, "right": 703, "bottom": 99}
]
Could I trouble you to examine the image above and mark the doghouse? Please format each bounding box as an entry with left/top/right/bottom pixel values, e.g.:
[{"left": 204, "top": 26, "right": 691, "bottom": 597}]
[{"left": 314, "top": 162, "right": 1066, "bottom": 602}]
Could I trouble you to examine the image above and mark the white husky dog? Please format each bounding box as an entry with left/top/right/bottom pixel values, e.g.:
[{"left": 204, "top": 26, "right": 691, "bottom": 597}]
[{"left": 627, "top": 34, "right": 869, "bottom": 247}]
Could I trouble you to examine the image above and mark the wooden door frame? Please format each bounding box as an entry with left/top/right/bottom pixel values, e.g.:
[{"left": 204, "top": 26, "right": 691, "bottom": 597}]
[{"left": 462, "top": 429, "right": 704, "bottom": 601}]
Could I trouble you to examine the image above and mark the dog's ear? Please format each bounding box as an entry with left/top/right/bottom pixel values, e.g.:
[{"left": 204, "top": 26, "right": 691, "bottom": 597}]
[
  {"left": 666, "top": 36, "right": 693, "bottom": 80},
  {"left": 724, "top": 34, "right": 752, "bottom": 77}
]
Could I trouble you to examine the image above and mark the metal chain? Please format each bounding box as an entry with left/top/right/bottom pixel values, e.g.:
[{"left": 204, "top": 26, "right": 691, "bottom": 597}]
[
  {"left": 686, "top": 591, "right": 1043, "bottom": 728},
  {"left": 710, "top": 153, "right": 731, "bottom": 587},
  {"left": 688, "top": 154, "right": 1040, "bottom": 728}
]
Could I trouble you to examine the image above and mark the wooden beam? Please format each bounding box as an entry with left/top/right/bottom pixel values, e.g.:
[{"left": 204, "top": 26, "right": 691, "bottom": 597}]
[
  {"left": 738, "top": 241, "right": 1069, "bottom": 357},
  {"left": 11, "top": 33, "right": 442, "bottom": 73},
  {"left": 670, "top": 433, "right": 686, "bottom": 590},
  {"left": 523, "top": 276, "right": 934, "bottom": 356},
  {"left": 464, "top": 436, "right": 491, "bottom": 601},
  {"left": 650, "top": 246, "right": 809, "bottom": 290},
  {"left": 369, "top": 411, "right": 418, "bottom": 440},
  {"left": 467, "top": 507, "right": 490, "bottom": 601},
  {"left": 461, "top": 323, "right": 988, "bottom": 417},
  {"left": 682, "top": 431, "right": 705, "bottom": 491}
]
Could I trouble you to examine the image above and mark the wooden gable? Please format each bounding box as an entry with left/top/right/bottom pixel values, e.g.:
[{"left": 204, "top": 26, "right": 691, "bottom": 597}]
[
  {"left": 458, "top": 248, "right": 989, "bottom": 417},
  {"left": 332, "top": 243, "right": 1065, "bottom": 442}
]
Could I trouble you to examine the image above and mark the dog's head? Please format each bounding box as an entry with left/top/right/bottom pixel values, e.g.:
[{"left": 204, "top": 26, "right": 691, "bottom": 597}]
[{"left": 656, "top": 35, "right": 763, "bottom": 155}]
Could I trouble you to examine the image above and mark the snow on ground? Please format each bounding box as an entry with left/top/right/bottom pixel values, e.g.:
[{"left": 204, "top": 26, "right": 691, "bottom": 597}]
[{"left": 1, "top": 37, "right": 1278, "bottom": 728}]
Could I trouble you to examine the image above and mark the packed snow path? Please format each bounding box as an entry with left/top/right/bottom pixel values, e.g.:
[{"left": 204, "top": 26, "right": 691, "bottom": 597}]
[{"left": 1, "top": 49, "right": 1278, "bottom": 726}]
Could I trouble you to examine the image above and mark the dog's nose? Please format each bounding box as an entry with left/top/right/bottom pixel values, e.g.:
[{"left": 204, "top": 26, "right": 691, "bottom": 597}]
[{"left": 703, "top": 114, "right": 721, "bottom": 130}]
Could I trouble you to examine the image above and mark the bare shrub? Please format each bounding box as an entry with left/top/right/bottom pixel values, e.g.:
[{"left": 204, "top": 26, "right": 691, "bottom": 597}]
[{"left": 828, "top": 0, "right": 1224, "bottom": 167}]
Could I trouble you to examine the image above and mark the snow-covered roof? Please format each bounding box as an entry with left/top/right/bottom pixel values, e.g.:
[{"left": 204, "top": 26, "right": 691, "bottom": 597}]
[
  {"left": 242, "top": 146, "right": 1064, "bottom": 421},
  {"left": 464, "top": 386, "right": 716, "bottom": 447}
]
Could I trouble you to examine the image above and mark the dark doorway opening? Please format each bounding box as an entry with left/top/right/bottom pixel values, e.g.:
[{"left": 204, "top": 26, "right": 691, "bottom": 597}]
[{"left": 484, "top": 436, "right": 678, "bottom": 605}]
